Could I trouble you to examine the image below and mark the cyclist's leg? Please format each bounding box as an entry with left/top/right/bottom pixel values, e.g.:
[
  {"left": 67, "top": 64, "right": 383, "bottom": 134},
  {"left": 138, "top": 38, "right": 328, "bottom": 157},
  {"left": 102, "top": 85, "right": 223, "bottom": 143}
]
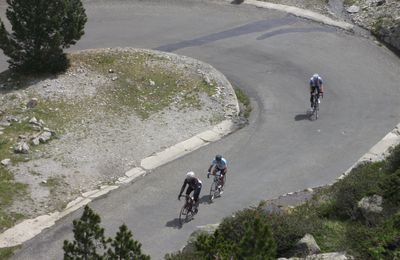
[
  {"left": 310, "top": 86, "right": 316, "bottom": 108},
  {"left": 220, "top": 168, "right": 227, "bottom": 188},
  {"left": 186, "top": 187, "right": 194, "bottom": 206},
  {"left": 193, "top": 185, "right": 202, "bottom": 211}
]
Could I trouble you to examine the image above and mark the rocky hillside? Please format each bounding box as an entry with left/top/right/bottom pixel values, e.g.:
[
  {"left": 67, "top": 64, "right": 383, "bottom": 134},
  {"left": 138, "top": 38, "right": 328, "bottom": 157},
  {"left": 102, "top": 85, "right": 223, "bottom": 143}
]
[{"left": 346, "top": 0, "right": 400, "bottom": 52}]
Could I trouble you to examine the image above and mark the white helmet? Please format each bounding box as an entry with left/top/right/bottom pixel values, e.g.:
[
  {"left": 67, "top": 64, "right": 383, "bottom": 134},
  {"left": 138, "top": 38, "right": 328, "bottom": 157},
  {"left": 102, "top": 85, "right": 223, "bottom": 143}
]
[
  {"left": 312, "top": 73, "right": 319, "bottom": 79},
  {"left": 186, "top": 171, "right": 195, "bottom": 179}
]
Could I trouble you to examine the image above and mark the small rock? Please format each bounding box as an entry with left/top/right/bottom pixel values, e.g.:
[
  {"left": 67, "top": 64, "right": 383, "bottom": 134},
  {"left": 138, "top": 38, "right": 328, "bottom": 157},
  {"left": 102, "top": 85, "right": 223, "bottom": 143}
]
[
  {"left": 29, "top": 117, "right": 38, "bottom": 124},
  {"left": 38, "top": 131, "right": 52, "bottom": 143},
  {"left": 108, "top": 69, "right": 114, "bottom": 73},
  {"left": 6, "top": 115, "right": 19, "bottom": 122},
  {"left": 31, "top": 125, "right": 42, "bottom": 131},
  {"left": 31, "top": 138, "right": 40, "bottom": 146},
  {"left": 18, "top": 135, "right": 27, "bottom": 139},
  {"left": 0, "top": 121, "right": 11, "bottom": 127},
  {"left": 149, "top": 80, "right": 155, "bottom": 86},
  {"left": 26, "top": 98, "right": 38, "bottom": 108},
  {"left": 14, "top": 142, "right": 30, "bottom": 154},
  {"left": 0, "top": 131, "right": 3, "bottom": 135},
  {"left": 112, "top": 76, "right": 118, "bottom": 81},
  {"left": 347, "top": 5, "right": 360, "bottom": 13},
  {"left": 1, "top": 159, "right": 11, "bottom": 166}
]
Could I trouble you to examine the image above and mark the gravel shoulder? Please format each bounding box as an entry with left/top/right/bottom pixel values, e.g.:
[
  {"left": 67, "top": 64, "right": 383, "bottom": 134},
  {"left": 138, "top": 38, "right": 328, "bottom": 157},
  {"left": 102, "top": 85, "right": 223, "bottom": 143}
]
[{"left": 0, "top": 48, "right": 239, "bottom": 225}]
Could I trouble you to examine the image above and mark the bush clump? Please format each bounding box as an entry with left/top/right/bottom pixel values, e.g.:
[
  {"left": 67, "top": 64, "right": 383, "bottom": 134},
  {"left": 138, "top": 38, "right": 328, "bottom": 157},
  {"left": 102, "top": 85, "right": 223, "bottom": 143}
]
[{"left": 331, "top": 162, "right": 386, "bottom": 220}]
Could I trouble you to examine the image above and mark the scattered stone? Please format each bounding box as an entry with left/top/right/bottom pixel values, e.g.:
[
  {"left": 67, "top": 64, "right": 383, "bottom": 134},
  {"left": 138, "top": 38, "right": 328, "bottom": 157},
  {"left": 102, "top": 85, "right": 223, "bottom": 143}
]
[
  {"left": 26, "top": 98, "right": 38, "bottom": 109},
  {"left": 29, "top": 117, "right": 38, "bottom": 125},
  {"left": 149, "top": 80, "right": 155, "bottom": 86},
  {"left": 0, "top": 131, "right": 3, "bottom": 135},
  {"left": 38, "top": 131, "right": 52, "bottom": 143},
  {"left": 111, "top": 76, "right": 118, "bottom": 81},
  {"left": 1, "top": 159, "right": 11, "bottom": 166},
  {"left": 14, "top": 142, "right": 30, "bottom": 154},
  {"left": 31, "top": 138, "right": 40, "bottom": 146},
  {"left": 31, "top": 125, "right": 42, "bottom": 131},
  {"left": 18, "top": 135, "right": 27, "bottom": 139},
  {"left": 108, "top": 69, "right": 114, "bottom": 73},
  {"left": 0, "top": 121, "right": 11, "bottom": 127},
  {"left": 6, "top": 115, "right": 19, "bottom": 122},
  {"left": 347, "top": 5, "right": 360, "bottom": 13}
]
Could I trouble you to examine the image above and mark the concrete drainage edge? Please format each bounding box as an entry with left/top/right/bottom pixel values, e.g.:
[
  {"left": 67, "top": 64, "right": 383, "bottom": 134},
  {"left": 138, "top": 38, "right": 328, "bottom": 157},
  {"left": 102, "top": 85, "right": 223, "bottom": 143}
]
[{"left": 235, "top": 0, "right": 354, "bottom": 31}]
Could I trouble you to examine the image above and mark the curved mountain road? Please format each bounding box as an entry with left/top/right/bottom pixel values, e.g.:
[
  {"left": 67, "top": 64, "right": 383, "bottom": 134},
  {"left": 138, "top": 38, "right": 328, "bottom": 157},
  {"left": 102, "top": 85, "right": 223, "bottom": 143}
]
[{"left": 3, "top": 0, "right": 400, "bottom": 259}]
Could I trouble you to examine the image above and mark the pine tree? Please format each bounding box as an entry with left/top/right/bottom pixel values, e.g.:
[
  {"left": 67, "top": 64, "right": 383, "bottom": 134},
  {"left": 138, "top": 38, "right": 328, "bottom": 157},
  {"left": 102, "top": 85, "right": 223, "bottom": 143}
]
[
  {"left": 63, "top": 205, "right": 109, "bottom": 260},
  {"left": 106, "top": 224, "right": 150, "bottom": 260},
  {"left": 0, "top": 0, "right": 87, "bottom": 73}
]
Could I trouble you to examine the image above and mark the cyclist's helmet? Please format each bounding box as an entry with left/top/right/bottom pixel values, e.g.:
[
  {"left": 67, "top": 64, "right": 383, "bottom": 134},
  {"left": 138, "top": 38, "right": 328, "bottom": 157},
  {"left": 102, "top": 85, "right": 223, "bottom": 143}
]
[
  {"left": 312, "top": 73, "right": 319, "bottom": 79},
  {"left": 215, "top": 154, "right": 222, "bottom": 162},
  {"left": 186, "top": 171, "right": 195, "bottom": 179}
]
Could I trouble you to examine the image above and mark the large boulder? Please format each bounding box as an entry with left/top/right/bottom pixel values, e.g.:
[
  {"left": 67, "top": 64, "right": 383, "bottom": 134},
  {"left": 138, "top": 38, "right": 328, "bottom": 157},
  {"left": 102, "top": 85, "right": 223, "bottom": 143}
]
[
  {"left": 181, "top": 223, "right": 219, "bottom": 253},
  {"left": 357, "top": 194, "right": 383, "bottom": 225},
  {"left": 291, "top": 234, "right": 321, "bottom": 257}
]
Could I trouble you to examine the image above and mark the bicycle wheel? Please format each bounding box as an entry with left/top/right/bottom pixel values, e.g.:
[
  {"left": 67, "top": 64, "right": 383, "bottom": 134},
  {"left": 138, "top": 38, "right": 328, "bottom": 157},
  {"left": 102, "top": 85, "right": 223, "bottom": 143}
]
[
  {"left": 179, "top": 205, "right": 188, "bottom": 225},
  {"left": 209, "top": 180, "right": 218, "bottom": 202}
]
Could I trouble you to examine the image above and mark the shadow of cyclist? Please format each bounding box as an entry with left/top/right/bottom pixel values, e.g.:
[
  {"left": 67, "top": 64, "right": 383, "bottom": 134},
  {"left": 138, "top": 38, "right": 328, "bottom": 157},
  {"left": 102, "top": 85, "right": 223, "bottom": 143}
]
[
  {"left": 165, "top": 218, "right": 183, "bottom": 229},
  {"left": 294, "top": 113, "right": 310, "bottom": 121}
]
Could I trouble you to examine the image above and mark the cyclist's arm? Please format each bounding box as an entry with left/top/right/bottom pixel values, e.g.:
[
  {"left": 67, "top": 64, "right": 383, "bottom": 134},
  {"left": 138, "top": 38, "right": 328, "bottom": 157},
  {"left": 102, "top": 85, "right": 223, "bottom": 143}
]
[{"left": 178, "top": 180, "right": 187, "bottom": 197}]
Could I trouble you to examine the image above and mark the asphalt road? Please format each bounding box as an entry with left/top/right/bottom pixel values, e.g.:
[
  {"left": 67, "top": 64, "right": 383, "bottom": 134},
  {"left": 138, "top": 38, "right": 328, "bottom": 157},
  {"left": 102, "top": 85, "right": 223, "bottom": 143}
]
[{"left": 3, "top": 0, "right": 400, "bottom": 259}]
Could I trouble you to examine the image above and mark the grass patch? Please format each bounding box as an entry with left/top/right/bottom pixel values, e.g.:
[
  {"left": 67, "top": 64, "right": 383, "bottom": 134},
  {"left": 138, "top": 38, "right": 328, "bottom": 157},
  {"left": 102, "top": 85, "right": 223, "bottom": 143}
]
[
  {"left": 0, "top": 167, "right": 27, "bottom": 232},
  {"left": 234, "top": 87, "right": 251, "bottom": 119},
  {"left": 71, "top": 50, "right": 216, "bottom": 119}
]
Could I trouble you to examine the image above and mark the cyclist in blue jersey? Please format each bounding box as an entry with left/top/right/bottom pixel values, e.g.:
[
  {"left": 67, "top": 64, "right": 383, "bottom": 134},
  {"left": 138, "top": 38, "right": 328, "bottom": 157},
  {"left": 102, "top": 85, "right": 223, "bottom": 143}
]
[
  {"left": 309, "top": 73, "right": 324, "bottom": 108},
  {"left": 207, "top": 155, "right": 228, "bottom": 192}
]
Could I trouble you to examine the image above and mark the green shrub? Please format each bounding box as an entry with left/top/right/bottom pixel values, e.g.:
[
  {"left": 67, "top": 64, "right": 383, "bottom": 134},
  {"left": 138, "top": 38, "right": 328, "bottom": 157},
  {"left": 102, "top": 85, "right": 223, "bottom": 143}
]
[
  {"left": 367, "top": 212, "right": 400, "bottom": 259},
  {"left": 193, "top": 208, "right": 276, "bottom": 259},
  {"left": 382, "top": 169, "right": 400, "bottom": 206},
  {"left": 267, "top": 203, "right": 323, "bottom": 256},
  {"left": 385, "top": 144, "right": 400, "bottom": 173},
  {"left": 332, "top": 162, "right": 386, "bottom": 220}
]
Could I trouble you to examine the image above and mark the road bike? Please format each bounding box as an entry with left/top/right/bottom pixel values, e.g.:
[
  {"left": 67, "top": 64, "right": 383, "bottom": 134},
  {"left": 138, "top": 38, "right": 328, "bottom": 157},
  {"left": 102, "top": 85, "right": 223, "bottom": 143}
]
[
  {"left": 309, "top": 91, "right": 321, "bottom": 120},
  {"left": 178, "top": 195, "right": 197, "bottom": 225},
  {"left": 209, "top": 172, "right": 226, "bottom": 202}
]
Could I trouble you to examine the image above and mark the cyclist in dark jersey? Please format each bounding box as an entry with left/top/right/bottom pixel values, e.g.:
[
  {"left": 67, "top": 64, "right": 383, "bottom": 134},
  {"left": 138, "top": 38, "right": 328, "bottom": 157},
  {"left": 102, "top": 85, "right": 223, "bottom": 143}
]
[
  {"left": 309, "top": 73, "right": 324, "bottom": 108},
  {"left": 178, "top": 171, "right": 202, "bottom": 212}
]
